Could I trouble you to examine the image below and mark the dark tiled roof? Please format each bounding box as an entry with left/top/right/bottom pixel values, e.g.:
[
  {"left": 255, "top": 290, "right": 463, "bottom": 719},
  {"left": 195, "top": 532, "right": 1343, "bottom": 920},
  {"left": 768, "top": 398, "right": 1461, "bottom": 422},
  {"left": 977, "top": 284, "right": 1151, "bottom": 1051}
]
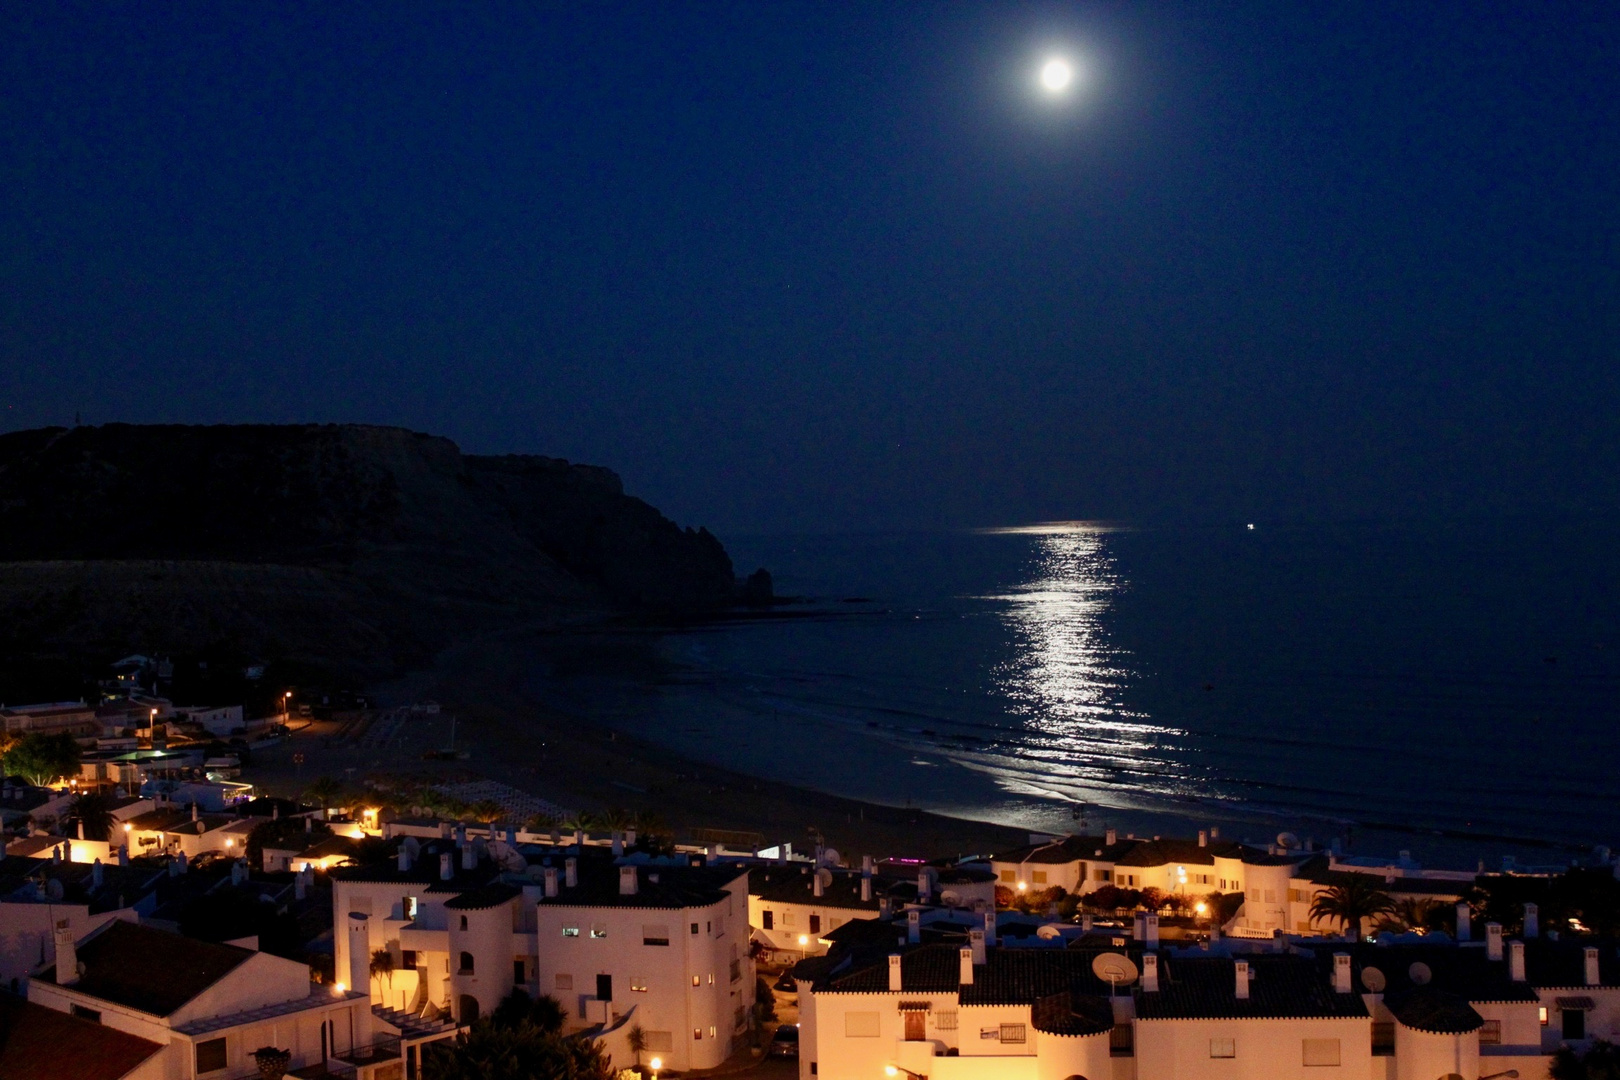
[
  {"left": 1383, "top": 986, "right": 1483, "bottom": 1033},
  {"left": 1135, "top": 954, "right": 1369, "bottom": 1020},
  {"left": 298, "top": 834, "right": 360, "bottom": 859},
  {"left": 37, "top": 921, "right": 254, "bottom": 1016},
  {"left": 993, "top": 835, "right": 1125, "bottom": 865},
  {"left": 444, "top": 883, "right": 522, "bottom": 910},
  {"left": 0, "top": 994, "right": 164, "bottom": 1080},
  {"left": 1524, "top": 939, "right": 1620, "bottom": 989},
  {"left": 1304, "top": 942, "right": 1540, "bottom": 1003},
  {"left": 821, "top": 918, "right": 908, "bottom": 949},
  {"left": 1034, "top": 993, "right": 1115, "bottom": 1037},
  {"left": 936, "top": 866, "right": 996, "bottom": 885},
  {"left": 124, "top": 808, "right": 193, "bottom": 831},
  {"left": 535, "top": 863, "right": 743, "bottom": 910},
  {"left": 753, "top": 867, "right": 881, "bottom": 911},
  {"left": 817, "top": 943, "right": 1136, "bottom": 1007}
]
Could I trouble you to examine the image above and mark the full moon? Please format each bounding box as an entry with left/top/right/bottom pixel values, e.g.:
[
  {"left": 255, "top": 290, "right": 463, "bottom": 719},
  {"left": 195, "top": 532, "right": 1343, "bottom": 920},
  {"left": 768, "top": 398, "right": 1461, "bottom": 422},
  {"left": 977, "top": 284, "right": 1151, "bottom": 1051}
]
[{"left": 1040, "top": 58, "right": 1073, "bottom": 92}]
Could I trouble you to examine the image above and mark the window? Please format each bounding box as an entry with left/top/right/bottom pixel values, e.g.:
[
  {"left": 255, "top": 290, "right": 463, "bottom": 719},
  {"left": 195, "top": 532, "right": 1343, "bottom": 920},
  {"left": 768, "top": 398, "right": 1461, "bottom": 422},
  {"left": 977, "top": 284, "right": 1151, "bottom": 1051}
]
[
  {"left": 402, "top": 950, "right": 418, "bottom": 968},
  {"left": 643, "top": 924, "right": 670, "bottom": 946},
  {"left": 563, "top": 926, "right": 580, "bottom": 938},
  {"left": 810, "top": 1063, "right": 817, "bottom": 1075},
  {"left": 1371, "top": 1022, "right": 1394, "bottom": 1056},
  {"left": 590, "top": 924, "right": 607, "bottom": 939},
  {"left": 1095, "top": 868, "right": 1111, "bottom": 881},
  {"left": 644, "top": 1031, "right": 673, "bottom": 1052},
  {"left": 762, "top": 909, "right": 774, "bottom": 930},
  {"left": 706, "top": 921, "right": 712, "bottom": 933},
  {"left": 631, "top": 976, "right": 649, "bottom": 992},
  {"left": 70, "top": 1004, "right": 101, "bottom": 1023},
  {"left": 1209, "top": 1037, "right": 1235, "bottom": 1058},
  {"left": 196, "top": 1038, "right": 228, "bottom": 1074},
  {"left": 1540, "top": 1006, "right": 1550, "bottom": 1026},
  {"left": 694, "top": 1028, "right": 703, "bottom": 1041},
  {"left": 459, "top": 951, "right": 475, "bottom": 975},
  {"left": 1000, "top": 1024, "right": 1026, "bottom": 1044},
  {"left": 1264, "top": 890, "right": 1276, "bottom": 903},
  {"left": 514, "top": 959, "right": 526, "bottom": 984},
  {"left": 846, "top": 1012, "right": 881, "bottom": 1037},
  {"left": 781, "top": 912, "right": 794, "bottom": 927},
  {"left": 935, "top": 1011, "right": 958, "bottom": 1031},
  {"left": 1000, "top": 870, "right": 1016, "bottom": 883},
  {"left": 596, "top": 973, "right": 612, "bottom": 1001},
  {"left": 1564, "top": 1008, "right": 1586, "bottom": 1040},
  {"left": 1220, "top": 878, "right": 1227, "bottom": 889},
  {"left": 693, "top": 975, "right": 701, "bottom": 987},
  {"left": 809, "top": 914, "right": 821, "bottom": 934},
  {"left": 556, "top": 973, "right": 573, "bottom": 991},
  {"left": 1033, "top": 870, "right": 1048, "bottom": 884},
  {"left": 709, "top": 1026, "right": 716, "bottom": 1039},
  {"left": 1480, "top": 1019, "right": 1502, "bottom": 1045},
  {"left": 459, "top": 916, "right": 468, "bottom": 930},
  {"left": 1302, "top": 1038, "right": 1341, "bottom": 1067},
  {"left": 708, "top": 972, "right": 716, "bottom": 985},
  {"left": 691, "top": 922, "right": 700, "bottom": 934}
]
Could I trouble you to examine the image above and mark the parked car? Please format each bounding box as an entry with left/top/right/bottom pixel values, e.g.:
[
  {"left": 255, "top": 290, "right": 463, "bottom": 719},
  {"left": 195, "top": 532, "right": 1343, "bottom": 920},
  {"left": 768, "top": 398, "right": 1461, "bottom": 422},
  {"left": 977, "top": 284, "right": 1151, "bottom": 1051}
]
[
  {"left": 773, "top": 970, "right": 799, "bottom": 993},
  {"left": 768, "top": 1024, "right": 800, "bottom": 1058}
]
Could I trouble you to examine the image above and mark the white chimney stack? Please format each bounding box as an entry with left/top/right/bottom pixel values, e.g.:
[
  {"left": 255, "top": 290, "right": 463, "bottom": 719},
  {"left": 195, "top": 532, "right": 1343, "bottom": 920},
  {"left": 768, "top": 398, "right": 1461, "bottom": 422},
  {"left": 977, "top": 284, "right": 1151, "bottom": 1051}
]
[
  {"left": 347, "top": 912, "right": 374, "bottom": 1040},
  {"left": 1080, "top": 913, "right": 1093, "bottom": 933},
  {"left": 91, "top": 859, "right": 103, "bottom": 888},
  {"left": 192, "top": 803, "right": 199, "bottom": 822},
  {"left": 565, "top": 857, "right": 578, "bottom": 888},
  {"left": 1142, "top": 953, "right": 1159, "bottom": 992},
  {"left": 625, "top": 827, "right": 636, "bottom": 846},
  {"left": 1487, "top": 923, "right": 1503, "bottom": 961},
  {"left": 814, "top": 871, "right": 824, "bottom": 898},
  {"left": 1508, "top": 940, "right": 1525, "bottom": 981},
  {"left": 861, "top": 873, "right": 872, "bottom": 902},
  {"left": 1234, "top": 959, "right": 1250, "bottom": 1000},
  {"left": 888, "top": 954, "right": 903, "bottom": 992},
  {"left": 1105, "top": 829, "right": 1117, "bottom": 846},
  {"left": 1523, "top": 903, "right": 1539, "bottom": 938},
  {"left": 1333, "top": 953, "right": 1352, "bottom": 993},
  {"left": 295, "top": 871, "right": 307, "bottom": 902},
  {"left": 1456, "top": 903, "right": 1470, "bottom": 941},
  {"left": 398, "top": 846, "right": 412, "bottom": 872},
  {"left": 959, "top": 946, "right": 974, "bottom": 986},
  {"left": 439, "top": 853, "right": 453, "bottom": 881},
  {"left": 863, "top": 854, "right": 874, "bottom": 874},
  {"left": 917, "top": 868, "right": 932, "bottom": 903},
  {"left": 1146, "top": 913, "right": 1160, "bottom": 947},
  {"left": 53, "top": 920, "right": 78, "bottom": 985},
  {"left": 1133, "top": 911, "right": 1147, "bottom": 940},
  {"left": 619, "top": 866, "right": 639, "bottom": 896},
  {"left": 544, "top": 867, "right": 559, "bottom": 898},
  {"left": 462, "top": 842, "right": 476, "bottom": 870},
  {"left": 1586, "top": 947, "right": 1601, "bottom": 987},
  {"left": 983, "top": 910, "right": 997, "bottom": 946},
  {"left": 612, "top": 831, "right": 624, "bottom": 857},
  {"left": 1198, "top": 830, "right": 1208, "bottom": 848},
  {"left": 907, "top": 909, "right": 921, "bottom": 944},
  {"left": 969, "top": 928, "right": 986, "bottom": 965},
  {"left": 77, "top": 821, "right": 85, "bottom": 840}
]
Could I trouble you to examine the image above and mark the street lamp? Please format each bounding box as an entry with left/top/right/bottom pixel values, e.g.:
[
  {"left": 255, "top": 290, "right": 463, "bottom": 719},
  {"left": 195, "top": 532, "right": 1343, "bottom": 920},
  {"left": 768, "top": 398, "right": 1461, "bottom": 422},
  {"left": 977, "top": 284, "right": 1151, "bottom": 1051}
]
[
  {"left": 886, "top": 1067, "right": 924, "bottom": 1079},
  {"left": 649, "top": 1056, "right": 662, "bottom": 1078}
]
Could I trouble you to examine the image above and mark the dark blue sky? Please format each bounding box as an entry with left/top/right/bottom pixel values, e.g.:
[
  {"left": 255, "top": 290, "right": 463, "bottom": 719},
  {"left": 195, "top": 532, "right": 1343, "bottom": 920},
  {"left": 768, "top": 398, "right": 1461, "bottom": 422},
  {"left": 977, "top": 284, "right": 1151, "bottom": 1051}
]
[{"left": 3, "top": 2, "right": 1616, "bottom": 533}]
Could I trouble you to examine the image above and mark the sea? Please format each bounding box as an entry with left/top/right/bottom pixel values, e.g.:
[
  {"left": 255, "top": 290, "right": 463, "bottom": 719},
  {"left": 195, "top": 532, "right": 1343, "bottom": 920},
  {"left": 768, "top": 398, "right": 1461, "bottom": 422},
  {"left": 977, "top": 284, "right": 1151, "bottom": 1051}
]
[{"left": 534, "top": 518, "right": 1620, "bottom": 867}]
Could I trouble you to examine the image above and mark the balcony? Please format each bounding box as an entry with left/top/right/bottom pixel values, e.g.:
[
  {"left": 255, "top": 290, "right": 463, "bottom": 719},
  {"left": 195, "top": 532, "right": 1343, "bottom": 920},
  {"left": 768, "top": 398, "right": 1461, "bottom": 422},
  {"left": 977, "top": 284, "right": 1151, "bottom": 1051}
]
[{"left": 333, "top": 1036, "right": 402, "bottom": 1068}]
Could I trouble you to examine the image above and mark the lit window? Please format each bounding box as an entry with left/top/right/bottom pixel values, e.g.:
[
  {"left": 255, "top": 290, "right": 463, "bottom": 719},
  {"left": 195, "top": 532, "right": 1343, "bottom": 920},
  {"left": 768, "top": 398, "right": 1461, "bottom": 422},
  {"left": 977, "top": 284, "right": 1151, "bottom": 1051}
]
[
  {"left": 562, "top": 927, "right": 580, "bottom": 938},
  {"left": 1209, "top": 1037, "right": 1235, "bottom": 1058},
  {"left": 1032, "top": 871, "right": 1047, "bottom": 884},
  {"left": 1000, "top": 1024, "right": 1026, "bottom": 1044},
  {"left": 694, "top": 1028, "right": 703, "bottom": 1040},
  {"left": 692, "top": 975, "right": 700, "bottom": 987},
  {"left": 405, "top": 896, "right": 418, "bottom": 919},
  {"left": 1540, "top": 1006, "right": 1550, "bottom": 1026},
  {"left": 709, "top": 1025, "right": 716, "bottom": 1039},
  {"left": 1000, "top": 870, "right": 1016, "bottom": 883},
  {"left": 631, "top": 977, "right": 649, "bottom": 992},
  {"left": 590, "top": 924, "right": 607, "bottom": 939}
]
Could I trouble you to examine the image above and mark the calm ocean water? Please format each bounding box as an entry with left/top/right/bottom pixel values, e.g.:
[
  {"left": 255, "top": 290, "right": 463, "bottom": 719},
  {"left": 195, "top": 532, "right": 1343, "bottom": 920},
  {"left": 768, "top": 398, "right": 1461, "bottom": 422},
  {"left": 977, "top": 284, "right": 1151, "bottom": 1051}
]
[{"left": 537, "top": 519, "right": 1620, "bottom": 863}]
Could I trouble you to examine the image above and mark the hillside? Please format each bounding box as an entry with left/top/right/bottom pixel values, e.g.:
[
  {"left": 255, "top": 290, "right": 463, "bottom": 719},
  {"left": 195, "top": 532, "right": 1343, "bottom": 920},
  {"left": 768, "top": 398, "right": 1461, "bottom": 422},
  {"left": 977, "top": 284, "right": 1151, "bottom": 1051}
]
[{"left": 0, "top": 424, "right": 738, "bottom": 680}]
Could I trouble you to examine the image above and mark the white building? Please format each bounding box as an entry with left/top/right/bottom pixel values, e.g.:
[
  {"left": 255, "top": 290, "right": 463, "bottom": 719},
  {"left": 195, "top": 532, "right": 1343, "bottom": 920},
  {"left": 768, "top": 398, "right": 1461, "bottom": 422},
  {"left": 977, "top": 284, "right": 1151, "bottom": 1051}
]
[{"left": 751, "top": 864, "right": 884, "bottom": 957}]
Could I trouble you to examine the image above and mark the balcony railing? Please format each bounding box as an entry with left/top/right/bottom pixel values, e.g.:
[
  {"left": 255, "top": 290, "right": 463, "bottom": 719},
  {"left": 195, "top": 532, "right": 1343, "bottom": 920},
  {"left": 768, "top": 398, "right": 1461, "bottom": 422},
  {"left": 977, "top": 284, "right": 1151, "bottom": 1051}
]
[{"left": 333, "top": 1036, "right": 403, "bottom": 1067}]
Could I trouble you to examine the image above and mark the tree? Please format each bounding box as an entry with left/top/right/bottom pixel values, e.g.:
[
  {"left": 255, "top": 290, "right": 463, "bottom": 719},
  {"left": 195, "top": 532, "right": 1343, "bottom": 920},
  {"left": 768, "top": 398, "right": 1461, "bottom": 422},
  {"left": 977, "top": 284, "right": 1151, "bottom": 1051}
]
[
  {"left": 467, "top": 800, "right": 505, "bottom": 824},
  {"left": 3, "top": 732, "right": 82, "bottom": 787},
  {"left": 1551, "top": 1038, "right": 1620, "bottom": 1080},
  {"left": 426, "top": 991, "right": 609, "bottom": 1080},
  {"left": 627, "top": 1025, "right": 647, "bottom": 1069},
  {"left": 1309, "top": 876, "right": 1395, "bottom": 937},
  {"left": 302, "top": 776, "right": 347, "bottom": 814},
  {"left": 1375, "top": 897, "right": 1446, "bottom": 935},
  {"left": 67, "top": 792, "right": 116, "bottom": 841},
  {"left": 526, "top": 811, "right": 560, "bottom": 833},
  {"left": 371, "top": 948, "right": 395, "bottom": 992}
]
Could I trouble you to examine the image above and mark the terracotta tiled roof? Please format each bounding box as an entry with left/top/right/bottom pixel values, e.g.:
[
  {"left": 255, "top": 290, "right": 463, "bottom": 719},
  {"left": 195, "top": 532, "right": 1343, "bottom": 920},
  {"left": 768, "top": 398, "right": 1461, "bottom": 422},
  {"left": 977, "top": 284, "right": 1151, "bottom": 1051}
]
[{"left": 0, "top": 995, "right": 163, "bottom": 1080}]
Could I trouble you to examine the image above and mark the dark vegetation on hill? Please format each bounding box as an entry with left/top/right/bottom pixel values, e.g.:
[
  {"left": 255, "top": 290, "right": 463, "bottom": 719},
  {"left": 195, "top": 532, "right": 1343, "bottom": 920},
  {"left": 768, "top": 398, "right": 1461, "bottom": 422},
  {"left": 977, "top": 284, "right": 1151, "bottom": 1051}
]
[{"left": 0, "top": 424, "right": 740, "bottom": 686}]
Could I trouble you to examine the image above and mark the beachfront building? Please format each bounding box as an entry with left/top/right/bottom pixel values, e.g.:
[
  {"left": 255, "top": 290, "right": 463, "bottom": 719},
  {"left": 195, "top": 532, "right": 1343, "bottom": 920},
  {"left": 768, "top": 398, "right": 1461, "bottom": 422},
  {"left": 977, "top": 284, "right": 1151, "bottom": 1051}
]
[
  {"left": 794, "top": 926, "right": 1611, "bottom": 1080},
  {"left": 751, "top": 864, "right": 885, "bottom": 958},
  {"left": 334, "top": 835, "right": 756, "bottom": 1073},
  {"left": 27, "top": 919, "right": 388, "bottom": 1080}
]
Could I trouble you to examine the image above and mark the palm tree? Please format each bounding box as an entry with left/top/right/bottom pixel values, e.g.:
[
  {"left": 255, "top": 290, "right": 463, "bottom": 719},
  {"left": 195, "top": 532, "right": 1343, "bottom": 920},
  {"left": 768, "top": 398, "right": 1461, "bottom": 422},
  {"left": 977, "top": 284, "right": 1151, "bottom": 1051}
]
[
  {"left": 371, "top": 948, "right": 395, "bottom": 993},
  {"left": 467, "top": 800, "right": 505, "bottom": 825},
  {"left": 68, "top": 792, "right": 117, "bottom": 841},
  {"left": 599, "top": 807, "right": 634, "bottom": 832},
  {"left": 302, "top": 776, "right": 347, "bottom": 815},
  {"left": 525, "top": 811, "right": 560, "bottom": 833},
  {"left": 627, "top": 1024, "right": 647, "bottom": 1069},
  {"left": 560, "top": 811, "right": 598, "bottom": 842},
  {"left": 1375, "top": 897, "right": 1444, "bottom": 935},
  {"left": 1309, "top": 876, "right": 1395, "bottom": 937}
]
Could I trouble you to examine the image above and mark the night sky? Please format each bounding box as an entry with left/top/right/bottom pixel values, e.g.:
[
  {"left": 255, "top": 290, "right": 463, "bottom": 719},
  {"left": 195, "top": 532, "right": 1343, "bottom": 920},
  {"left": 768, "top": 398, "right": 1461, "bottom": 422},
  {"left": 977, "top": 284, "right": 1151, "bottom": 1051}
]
[{"left": 3, "top": 3, "right": 1616, "bottom": 533}]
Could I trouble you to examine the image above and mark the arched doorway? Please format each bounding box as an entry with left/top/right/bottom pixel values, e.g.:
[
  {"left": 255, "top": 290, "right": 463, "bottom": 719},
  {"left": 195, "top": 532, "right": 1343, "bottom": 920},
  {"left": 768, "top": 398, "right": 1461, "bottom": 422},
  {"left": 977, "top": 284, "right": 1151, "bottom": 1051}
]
[{"left": 459, "top": 994, "right": 480, "bottom": 1024}]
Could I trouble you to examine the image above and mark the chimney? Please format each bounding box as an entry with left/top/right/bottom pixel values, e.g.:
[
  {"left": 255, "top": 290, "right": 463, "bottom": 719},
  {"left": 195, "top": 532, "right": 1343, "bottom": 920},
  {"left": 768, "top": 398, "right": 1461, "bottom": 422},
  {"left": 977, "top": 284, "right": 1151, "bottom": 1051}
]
[
  {"left": 1509, "top": 940, "right": 1525, "bottom": 981},
  {"left": 295, "top": 871, "right": 307, "bottom": 901},
  {"left": 544, "top": 867, "right": 559, "bottom": 897},
  {"left": 305, "top": 815, "right": 313, "bottom": 834},
  {"left": 91, "top": 859, "right": 103, "bottom": 888},
  {"left": 565, "top": 857, "right": 578, "bottom": 888},
  {"left": 1133, "top": 911, "right": 1147, "bottom": 940},
  {"left": 1080, "top": 913, "right": 1093, "bottom": 933},
  {"left": 625, "top": 827, "right": 636, "bottom": 846},
  {"left": 1456, "top": 903, "right": 1471, "bottom": 942},
  {"left": 969, "top": 928, "right": 986, "bottom": 965},
  {"left": 959, "top": 946, "right": 974, "bottom": 986},
  {"left": 77, "top": 820, "right": 85, "bottom": 840},
  {"left": 231, "top": 861, "right": 246, "bottom": 886},
  {"left": 53, "top": 920, "right": 78, "bottom": 985},
  {"left": 861, "top": 873, "right": 872, "bottom": 902},
  {"left": 1146, "top": 913, "right": 1160, "bottom": 947},
  {"left": 863, "top": 855, "right": 874, "bottom": 874},
  {"left": 813, "top": 871, "right": 824, "bottom": 898},
  {"left": 1487, "top": 923, "right": 1503, "bottom": 961},
  {"left": 116, "top": 845, "right": 128, "bottom": 867},
  {"left": 983, "top": 910, "right": 997, "bottom": 946},
  {"left": 52, "top": 844, "right": 62, "bottom": 865},
  {"left": 888, "top": 954, "right": 903, "bottom": 992},
  {"left": 461, "top": 842, "right": 476, "bottom": 870},
  {"left": 1333, "top": 952, "right": 1352, "bottom": 993},
  {"left": 612, "top": 831, "right": 623, "bottom": 857},
  {"left": 619, "top": 866, "right": 638, "bottom": 896},
  {"left": 1210, "top": 919, "right": 1221, "bottom": 943},
  {"left": 1586, "top": 947, "right": 1601, "bottom": 987},
  {"left": 1105, "top": 829, "right": 1117, "bottom": 846},
  {"left": 917, "top": 868, "right": 932, "bottom": 903},
  {"left": 907, "top": 909, "right": 921, "bottom": 944},
  {"left": 439, "top": 853, "right": 453, "bottom": 881},
  {"left": 1523, "top": 903, "right": 1539, "bottom": 938},
  {"left": 191, "top": 802, "right": 199, "bottom": 822},
  {"left": 347, "top": 912, "right": 373, "bottom": 1035},
  {"left": 1210, "top": 827, "right": 1220, "bottom": 839},
  {"left": 1234, "top": 960, "right": 1250, "bottom": 1000},
  {"left": 573, "top": 829, "right": 584, "bottom": 847},
  {"left": 398, "top": 846, "right": 412, "bottom": 873},
  {"left": 1198, "top": 830, "right": 1208, "bottom": 848},
  {"left": 1142, "top": 953, "right": 1160, "bottom": 992}
]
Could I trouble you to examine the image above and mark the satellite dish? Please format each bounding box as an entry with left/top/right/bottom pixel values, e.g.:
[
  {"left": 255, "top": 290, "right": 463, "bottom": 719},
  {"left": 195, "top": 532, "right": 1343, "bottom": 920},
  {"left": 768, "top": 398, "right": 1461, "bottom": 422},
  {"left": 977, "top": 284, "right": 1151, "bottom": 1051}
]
[
  {"left": 816, "top": 868, "right": 834, "bottom": 888},
  {"left": 822, "top": 847, "right": 842, "bottom": 867},
  {"left": 1408, "top": 962, "right": 1432, "bottom": 986},
  {"left": 1276, "top": 832, "right": 1300, "bottom": 850},
  {"left": 1037, "top": 924, "right": 1064, "bottom": 940},
  {"left": 1361, "top": 966, "right": 1387, "bottom": 992},
  {"left": 45, "top": 879, "right": 64, "bottom": 900},
  {"left": 1092, "top": 952, "right": 1139, "bottom": 986},
  {"left": 940, "top": 890, "right": 962, "bottom": 908}
]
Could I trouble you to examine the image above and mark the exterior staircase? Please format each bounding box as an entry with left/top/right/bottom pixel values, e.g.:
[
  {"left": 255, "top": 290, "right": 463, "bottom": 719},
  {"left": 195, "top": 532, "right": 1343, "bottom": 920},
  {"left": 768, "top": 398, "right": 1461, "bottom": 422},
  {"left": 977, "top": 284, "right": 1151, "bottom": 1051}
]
[{"left": 373, "top": 1003, "right": 459, "bottom": 1039}]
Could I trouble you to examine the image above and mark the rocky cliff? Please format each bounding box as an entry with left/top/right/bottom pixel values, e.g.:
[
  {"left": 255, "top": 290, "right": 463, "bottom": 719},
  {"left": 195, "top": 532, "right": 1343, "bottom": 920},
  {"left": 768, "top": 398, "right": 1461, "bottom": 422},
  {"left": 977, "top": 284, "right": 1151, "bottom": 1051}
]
[{"left": 0, "top": 424, "right": 736, "bottom": 678}]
